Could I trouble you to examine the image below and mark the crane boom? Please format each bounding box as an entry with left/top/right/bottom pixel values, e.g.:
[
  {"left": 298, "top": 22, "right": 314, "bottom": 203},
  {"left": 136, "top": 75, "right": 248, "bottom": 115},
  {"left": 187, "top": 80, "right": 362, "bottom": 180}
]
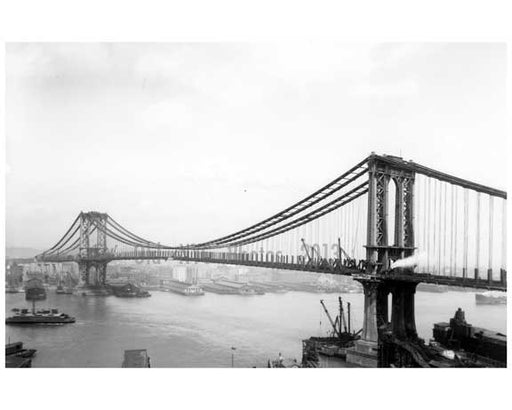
[
  {"left": 320, "top": 299, "right": 341, "bottom": 338},
  {"left": 301, "top": 238, "right": 312, "bottom": 261},
  {"left": 339, "top": 297, "right": 348, "bottom": 333}
]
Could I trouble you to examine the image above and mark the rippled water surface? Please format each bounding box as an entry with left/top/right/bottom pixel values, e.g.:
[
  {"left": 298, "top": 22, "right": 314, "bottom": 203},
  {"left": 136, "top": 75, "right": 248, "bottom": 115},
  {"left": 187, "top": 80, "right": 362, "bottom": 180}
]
[{"left": 5, "top": 287, "right": 506, "bottom": 367}]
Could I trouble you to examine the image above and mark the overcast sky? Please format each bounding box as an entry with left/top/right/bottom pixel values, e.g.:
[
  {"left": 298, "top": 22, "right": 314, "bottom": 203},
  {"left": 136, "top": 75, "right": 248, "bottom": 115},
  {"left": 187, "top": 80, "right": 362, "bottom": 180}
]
[{"left": 6, "top": 43, "right": 507, "bottom": 249}]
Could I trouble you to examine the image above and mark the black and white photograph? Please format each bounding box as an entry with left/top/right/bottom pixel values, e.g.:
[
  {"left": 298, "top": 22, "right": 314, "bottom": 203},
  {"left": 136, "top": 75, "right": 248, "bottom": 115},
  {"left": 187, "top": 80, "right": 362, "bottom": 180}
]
[{"left": 1, "top": 2, "right": 511, "bottom": 410}]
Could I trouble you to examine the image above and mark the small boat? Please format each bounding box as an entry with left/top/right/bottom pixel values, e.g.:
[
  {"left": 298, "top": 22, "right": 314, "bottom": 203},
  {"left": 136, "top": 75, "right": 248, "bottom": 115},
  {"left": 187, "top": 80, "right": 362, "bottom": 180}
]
[
  {"left": 267, "top": 354, "right": 301, "bottom": 368},
  {"left": 56, "top": 284, "right": 74, "bottom": 294},
  {"left": 6, "top": 286, "right": 22, "bottom": 293},
  {"left": 6, "top": 341, "right": 37, "bottom": 358}
]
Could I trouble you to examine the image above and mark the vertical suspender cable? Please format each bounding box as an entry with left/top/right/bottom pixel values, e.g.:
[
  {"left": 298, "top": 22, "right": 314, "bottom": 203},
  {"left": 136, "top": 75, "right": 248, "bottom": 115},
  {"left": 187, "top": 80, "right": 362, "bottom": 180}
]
[
  {"left": 453, "top": 186, "right": 458, "bottom": 277},
  {"left": 488, "top": 195, "right": 494, "bottom": 281},
  {"left": 346, "top": 203, "right": 349, "bottom": 251},
  {"left": 432, "top": 180, "right": 437, "bottom": 274},
  {"left": 344, "top": 204, "right": 348, "bottom": 250},
  {"left": 438, "top": 181, "right": 443, "bottom": 275},
  {"left": 450, "top": 184, "right": 455, "bottom": 276},
  {"left": 502, "top": 199, "right": 507, "bottom": 272},
  {"left": 350, "top": 201, "right": 355, "bottom": 256},
  {"left": 475, "top": 192, "right": 481, "bottom": 279},
  {"left": 317, "top": 215, "right": 320, "bottom": 258},
  {"left": 463, "top": 189, "right": 469, "bottom": 279},
  {"left": 422, "top": 177, "right": 427, "bottom": 268},
  {"left": 442, "top": 183, "right": 448, "bottom": 275},
  {"left": 426, "top": 178, "right": 431, "bottom": 272}
]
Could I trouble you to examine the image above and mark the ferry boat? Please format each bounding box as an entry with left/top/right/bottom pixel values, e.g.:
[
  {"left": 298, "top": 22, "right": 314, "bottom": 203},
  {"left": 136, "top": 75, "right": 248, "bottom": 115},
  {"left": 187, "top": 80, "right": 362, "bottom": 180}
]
[{"left": 6, "top": 307, "right": 76, "bottom": 325}]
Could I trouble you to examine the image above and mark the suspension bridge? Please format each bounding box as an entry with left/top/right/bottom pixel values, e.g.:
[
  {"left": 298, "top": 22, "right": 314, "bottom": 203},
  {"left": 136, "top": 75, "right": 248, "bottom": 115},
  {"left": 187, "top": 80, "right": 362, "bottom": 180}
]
[{"left": 35, "top": 152, "right": 507, "bottom": 366}]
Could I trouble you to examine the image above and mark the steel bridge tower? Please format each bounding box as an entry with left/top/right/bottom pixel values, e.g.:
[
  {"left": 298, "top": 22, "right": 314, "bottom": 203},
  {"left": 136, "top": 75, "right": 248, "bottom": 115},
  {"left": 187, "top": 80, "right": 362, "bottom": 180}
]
[
  {"left": 347, "top": 154, "right": 419, "bottom": 367},
  {"left": 78, "top": 211, "right": 109, "bottom": 288}
]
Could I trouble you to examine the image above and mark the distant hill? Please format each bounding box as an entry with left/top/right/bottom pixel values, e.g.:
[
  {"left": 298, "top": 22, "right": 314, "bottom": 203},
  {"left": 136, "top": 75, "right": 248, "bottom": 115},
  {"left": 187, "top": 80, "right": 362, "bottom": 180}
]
[{"left": 5, "top": 247, "right": 42, "bottom": 259}]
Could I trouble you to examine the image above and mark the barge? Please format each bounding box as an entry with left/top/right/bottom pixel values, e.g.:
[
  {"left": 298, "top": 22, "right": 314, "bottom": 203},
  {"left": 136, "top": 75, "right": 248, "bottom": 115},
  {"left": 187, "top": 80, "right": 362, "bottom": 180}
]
[
  {"left": 301, "top": 298, "right": 361, "bottom": 368},
  {"left": 122, "top": 349, "right": 151, "bottom": 367},
  {"left": 109, "top": 283, "right": 151, "bottom": 298},
  {"left": 161, "top": 279, "right": 204, "bottom": 296}
]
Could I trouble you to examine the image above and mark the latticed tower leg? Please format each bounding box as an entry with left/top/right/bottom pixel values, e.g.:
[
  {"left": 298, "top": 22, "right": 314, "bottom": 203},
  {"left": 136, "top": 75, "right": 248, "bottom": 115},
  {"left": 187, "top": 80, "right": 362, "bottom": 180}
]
[
  {"left": 78, "top": 261, "right": 90, "bottom": 285},
  {"left": 95, "top": 263, "right": 107, "bottom": 286},
  {"left": 95, "top": 213, "right": 108, "bottom": 255},
  {"left": 79, "top": 212, "right": 90, "bottom": 259}
]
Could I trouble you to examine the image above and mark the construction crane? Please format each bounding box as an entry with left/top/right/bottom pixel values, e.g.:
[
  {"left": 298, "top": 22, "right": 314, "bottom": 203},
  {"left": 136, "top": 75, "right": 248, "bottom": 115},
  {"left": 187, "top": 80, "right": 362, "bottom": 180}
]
[
  {"left": 320, "top": 299, "right": 341, "bottom": 338},
  {"left": 338, "top": 296, "right": 348, "bottom": 334},
  {"left": 301, "top": 238, "right": 322, "bottom": 264},
  {"left": 337, "top": 237, "right": 351, "bottom": 260}
]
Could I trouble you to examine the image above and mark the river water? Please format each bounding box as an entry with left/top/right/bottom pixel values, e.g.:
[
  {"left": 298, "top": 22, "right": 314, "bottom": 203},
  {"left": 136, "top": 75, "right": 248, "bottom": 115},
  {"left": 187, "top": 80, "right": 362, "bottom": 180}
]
[{"left": 5, "top": 286, "right": 506, "bottom": 368}]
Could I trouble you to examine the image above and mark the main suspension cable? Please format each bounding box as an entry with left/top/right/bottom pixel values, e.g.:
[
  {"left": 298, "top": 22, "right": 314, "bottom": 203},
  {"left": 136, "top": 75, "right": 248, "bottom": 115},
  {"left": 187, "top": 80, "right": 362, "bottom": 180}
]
[
  {"left": 193, "top": 157, "right": 370, "bottom": 247},
  {"left": 41, "top": 214, "right": 81, "bottom": 255},
  {"left": 206, "top": 183, "right": 368, "bottom": 249}
]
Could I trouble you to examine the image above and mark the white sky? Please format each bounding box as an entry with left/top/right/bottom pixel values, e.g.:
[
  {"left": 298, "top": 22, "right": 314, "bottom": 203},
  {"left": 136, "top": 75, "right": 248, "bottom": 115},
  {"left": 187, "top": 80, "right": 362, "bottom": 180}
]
[{"left": 5, "top": 43, "right": 507, "bottom": 249}]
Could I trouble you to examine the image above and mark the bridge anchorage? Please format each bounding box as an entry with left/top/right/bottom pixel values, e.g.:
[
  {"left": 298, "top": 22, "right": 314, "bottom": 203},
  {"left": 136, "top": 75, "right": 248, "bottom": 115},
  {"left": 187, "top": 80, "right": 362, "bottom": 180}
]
[{"left": 37, "top": 153, "right": 507, "bottom": 366}]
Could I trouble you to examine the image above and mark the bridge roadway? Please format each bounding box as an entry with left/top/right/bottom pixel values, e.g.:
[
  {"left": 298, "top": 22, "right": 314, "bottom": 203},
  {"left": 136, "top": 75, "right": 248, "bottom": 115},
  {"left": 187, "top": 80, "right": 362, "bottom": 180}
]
[{"left": 35, "top": 249, "right": 506, "bottom": 291}]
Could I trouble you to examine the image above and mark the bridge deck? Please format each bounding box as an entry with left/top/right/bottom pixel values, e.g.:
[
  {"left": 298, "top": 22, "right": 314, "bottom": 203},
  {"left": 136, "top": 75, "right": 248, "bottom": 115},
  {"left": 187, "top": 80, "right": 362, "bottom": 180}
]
[
  {"left": 171, "top": 256, "right": 506, "bottom": 291},
  {"left": 36, "top": 252, "right": 506, "bottom": 291}
]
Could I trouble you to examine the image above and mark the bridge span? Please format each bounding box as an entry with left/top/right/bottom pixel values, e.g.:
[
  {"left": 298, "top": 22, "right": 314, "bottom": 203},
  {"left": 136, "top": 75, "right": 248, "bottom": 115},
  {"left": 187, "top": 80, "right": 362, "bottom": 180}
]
[{"left": 34, "top": 153, "right": 507, "bottom": 366}]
